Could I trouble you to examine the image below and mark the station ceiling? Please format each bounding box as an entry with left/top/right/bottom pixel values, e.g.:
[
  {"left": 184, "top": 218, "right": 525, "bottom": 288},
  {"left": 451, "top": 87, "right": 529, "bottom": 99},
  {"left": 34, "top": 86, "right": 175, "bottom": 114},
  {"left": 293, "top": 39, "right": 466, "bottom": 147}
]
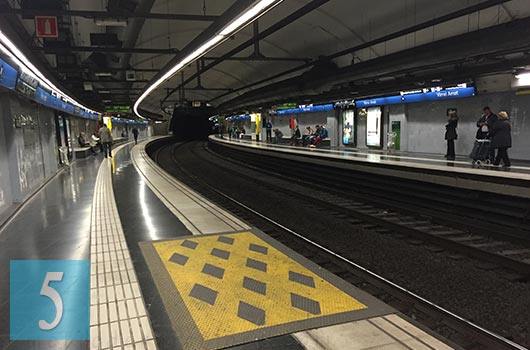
[{"left": 1, "top": 0, "right": 529, "bottom": 119}]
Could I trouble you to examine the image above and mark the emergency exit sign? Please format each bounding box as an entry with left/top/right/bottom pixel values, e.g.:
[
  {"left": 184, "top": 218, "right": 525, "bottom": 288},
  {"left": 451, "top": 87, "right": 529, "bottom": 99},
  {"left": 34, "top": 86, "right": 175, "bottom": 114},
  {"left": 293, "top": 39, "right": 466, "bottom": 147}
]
[{"left": 35, "top": 16, "right": 58, "bottom": 38}]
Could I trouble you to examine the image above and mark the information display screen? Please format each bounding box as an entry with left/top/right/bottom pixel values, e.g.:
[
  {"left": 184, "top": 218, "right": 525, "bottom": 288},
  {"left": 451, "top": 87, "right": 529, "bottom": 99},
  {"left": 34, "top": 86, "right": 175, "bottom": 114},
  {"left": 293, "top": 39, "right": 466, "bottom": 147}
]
[
  {"left": 366, "top": 107, "right": 382, "bottom": 147},
  {"left": 342, "top": 110, "right": 355, "bottom": 145}
]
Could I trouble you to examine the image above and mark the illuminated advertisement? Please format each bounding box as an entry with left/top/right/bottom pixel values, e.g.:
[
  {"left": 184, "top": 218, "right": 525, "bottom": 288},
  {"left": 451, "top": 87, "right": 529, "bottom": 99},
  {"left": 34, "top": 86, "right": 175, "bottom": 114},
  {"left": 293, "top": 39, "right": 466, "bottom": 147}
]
[
  {"left": 342, "top": 110, "right": 355, "bottom": 145},
  {"left": 366, "top": 107, "right": 382, "bottom": 148}
]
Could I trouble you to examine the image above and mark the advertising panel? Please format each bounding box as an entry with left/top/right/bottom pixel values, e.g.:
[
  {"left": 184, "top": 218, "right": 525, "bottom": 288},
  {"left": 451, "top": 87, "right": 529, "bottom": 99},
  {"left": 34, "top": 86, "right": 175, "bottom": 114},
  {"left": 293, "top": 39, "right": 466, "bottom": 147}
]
[
  {"left": 366, "top": 107, "right": 382, "bottom": 148},
  {"left": 342, "top": 110, "right": 355, "bottom": 145}
]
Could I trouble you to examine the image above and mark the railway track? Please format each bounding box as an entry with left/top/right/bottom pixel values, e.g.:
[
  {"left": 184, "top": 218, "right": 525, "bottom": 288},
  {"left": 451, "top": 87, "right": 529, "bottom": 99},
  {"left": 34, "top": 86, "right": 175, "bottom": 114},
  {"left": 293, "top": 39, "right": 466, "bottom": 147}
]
[
  {"left": 208, "top": 141, "right": 530, "bottom": 278},
  {"left": 150, "top": 139, "right": 528, "bottom": 350}
]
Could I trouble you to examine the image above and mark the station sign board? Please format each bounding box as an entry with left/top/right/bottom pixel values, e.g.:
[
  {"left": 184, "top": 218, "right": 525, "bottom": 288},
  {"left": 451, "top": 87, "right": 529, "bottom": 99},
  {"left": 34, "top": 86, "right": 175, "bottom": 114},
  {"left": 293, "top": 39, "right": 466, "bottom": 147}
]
[
  {"left": 356, "top": 86, "right": 475, "bottom": 108},
  {"left": 276, "top": 103, "right": 334, "bottom": 115},
  {"left": 0, "top": 58, "right": 18, "bottom": 90},
  {"left": 105, "top": 105, "right": 130, "bottom": 114}
]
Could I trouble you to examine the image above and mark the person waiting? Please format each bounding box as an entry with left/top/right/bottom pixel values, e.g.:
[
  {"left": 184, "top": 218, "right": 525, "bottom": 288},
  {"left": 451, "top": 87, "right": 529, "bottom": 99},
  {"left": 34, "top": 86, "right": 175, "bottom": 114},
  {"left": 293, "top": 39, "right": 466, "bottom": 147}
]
[
  {"left": 444, "top": 111, "right": 458, "bottom": 160},
  {"left": 306, "top": 125, "right": 320, "bottom": 146},
  {"left": 78, "top": 132, "right": 96, "bottom": 154},
  {"left": 489, "top": 111, "right": 511, "bottom": 168},
  {"left": 303, "top": 126, "right": 314, "bottom": 146},
  {"left": 78, "top": 132, "right": 88, "bottom": 147},
  {"left": 91, "top": 132, "right": 102, "bottom": 152},
  {"left": 265, "top": 120, "right": 273, "bottom": 142},
  {"left": 477, "top": 106, "right": 498, "bottom": 161},
  {"left": 310, "top": 125, "right": 329, "bottom": 148},
  {"left": 99, "top": 124, "right": 113, "bottom": 158},
  {"left": 132, "top": 127, "right": 139, "bottom": 144},
  {"left": 273, "top": 128, "right": 283, "bottom": 144},
  {"left": 291, "top": 125, "right": 301, "bottom": 146}
]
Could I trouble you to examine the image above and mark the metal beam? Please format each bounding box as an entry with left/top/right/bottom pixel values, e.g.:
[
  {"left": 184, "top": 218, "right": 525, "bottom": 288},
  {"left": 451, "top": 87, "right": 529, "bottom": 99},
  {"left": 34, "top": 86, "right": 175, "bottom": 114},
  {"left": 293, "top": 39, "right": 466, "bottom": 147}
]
[
  {"left": 0, "top": 8, "right": 219, "bottom": 21},
  {"left": 62, "top": 79, "right": 149, "bottom": 83},
  {"left": 51, "top": 67, "right": 162, "bottom": 73},
  {"left": 161, "top": 0, "right": 331, "bottom": 107},
  {"left": 37, "top": 46, "right": 310, "bottom": 61},
  {"left": 209, "top": 0, "right": 512, "bottom": 104},
  {"left": 38, "top": 46, "right": 180, "bottom": 55}
]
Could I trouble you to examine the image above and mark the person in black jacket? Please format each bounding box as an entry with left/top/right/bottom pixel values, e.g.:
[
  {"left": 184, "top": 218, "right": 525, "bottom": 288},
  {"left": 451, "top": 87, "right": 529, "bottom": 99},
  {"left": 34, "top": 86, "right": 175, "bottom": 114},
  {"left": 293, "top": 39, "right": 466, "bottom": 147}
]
[
  {"left": 489, "top": 111, "right": 511, "bottom": 167},
  {"left": 444, "top": 111, "right": 458, "bottom": 160},
  {"left": 476, "top": 106, "right": 498, "bottom": 160}
]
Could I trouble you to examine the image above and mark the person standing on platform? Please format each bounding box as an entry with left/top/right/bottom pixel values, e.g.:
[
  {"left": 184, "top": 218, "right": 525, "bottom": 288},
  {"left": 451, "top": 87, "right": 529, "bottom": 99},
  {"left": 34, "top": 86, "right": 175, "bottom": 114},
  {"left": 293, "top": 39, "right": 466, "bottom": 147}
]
[
  {"left": 291, "top": 125, "right": 301, "bottom": 146},
  {"left": 132, "top": 127, "right": 139, "bottom": 144},
  {"left": 489, "top": 111, "right": 511, "bottom": 168},
  {"left": 476, "top": 106, "right": 498, "bottom": 161},
  {"left": 444, "top": 111, "right": 458, "bottom": 160},
  {"left": 265, "top": 119, "right": 273, "bottom": 142},
  {"left": 99, "top": 124, "right": 113, "bottom": 158}
]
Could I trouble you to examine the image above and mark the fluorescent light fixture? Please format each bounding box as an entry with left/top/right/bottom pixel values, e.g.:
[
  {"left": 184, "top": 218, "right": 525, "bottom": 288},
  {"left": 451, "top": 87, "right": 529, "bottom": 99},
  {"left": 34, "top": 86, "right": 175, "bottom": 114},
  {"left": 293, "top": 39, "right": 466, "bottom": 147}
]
[
  {"left": 133, "top": 0, "right": 284, "bottom": 119},
  {"left": 514, "top": 72, "right": 530, "bottom": 87},
  {"left": 515, "top": 72, "right": 530, "bottom": 79},
  {"left": 219, "top": 0, "right": 278, "bottom": 36},
  {"left": 95, "top": 19, "right": 128, "bottom": 27},
  {"left": 0, "top": 29, "right": 99, "bottom": 115},
  {"left": 98, "top": 90, "right": 111, "bottom": 94},
  {"left": 95, "top": 72, "right": 113, "bottom": 77}
]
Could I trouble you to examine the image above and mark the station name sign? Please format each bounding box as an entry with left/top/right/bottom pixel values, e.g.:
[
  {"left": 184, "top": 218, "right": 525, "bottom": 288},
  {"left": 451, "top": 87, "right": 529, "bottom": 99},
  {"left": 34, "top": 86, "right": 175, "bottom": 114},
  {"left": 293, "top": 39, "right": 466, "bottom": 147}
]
[
  {"left": 105, "top": 105, "right": 131, "bottom": 114},
  {"left": 356, "top": 85, "right": 475, "bottom": 108},
  {"left": 276, "top": 103, "right": 334, "bottom": 115}
]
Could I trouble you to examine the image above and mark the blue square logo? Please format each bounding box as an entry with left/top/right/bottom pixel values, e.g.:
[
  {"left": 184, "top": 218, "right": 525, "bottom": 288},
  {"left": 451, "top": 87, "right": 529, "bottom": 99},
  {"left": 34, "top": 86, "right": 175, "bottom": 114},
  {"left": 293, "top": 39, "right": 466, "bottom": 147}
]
[{"left": 10, "top": 260, "right": 90, "bottom": 341}]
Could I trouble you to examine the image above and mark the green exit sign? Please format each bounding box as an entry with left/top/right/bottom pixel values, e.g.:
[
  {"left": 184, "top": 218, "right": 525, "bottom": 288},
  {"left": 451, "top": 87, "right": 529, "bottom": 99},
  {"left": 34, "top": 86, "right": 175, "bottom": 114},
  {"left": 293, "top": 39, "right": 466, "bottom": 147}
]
[{"left": 105, "top": 105, "right": 130, "bottom": 113}]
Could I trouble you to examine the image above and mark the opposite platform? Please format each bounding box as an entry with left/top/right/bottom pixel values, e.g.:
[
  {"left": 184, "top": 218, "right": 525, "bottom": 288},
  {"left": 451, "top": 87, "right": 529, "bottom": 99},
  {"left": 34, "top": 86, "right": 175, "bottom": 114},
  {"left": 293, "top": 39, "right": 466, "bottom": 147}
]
[{"left": 209, "top": 135, "right": 530, "bottom": 198}]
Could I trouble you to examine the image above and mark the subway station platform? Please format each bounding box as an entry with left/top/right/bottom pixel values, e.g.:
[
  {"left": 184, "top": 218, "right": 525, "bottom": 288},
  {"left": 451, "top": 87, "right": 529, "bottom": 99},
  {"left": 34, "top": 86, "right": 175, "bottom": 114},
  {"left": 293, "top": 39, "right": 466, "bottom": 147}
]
[
  {"left": 0, "top": 138, "right": 460, "bottom": 350},
  {"left": 210, "top": 136, "right": 530, "bottom": 199}
]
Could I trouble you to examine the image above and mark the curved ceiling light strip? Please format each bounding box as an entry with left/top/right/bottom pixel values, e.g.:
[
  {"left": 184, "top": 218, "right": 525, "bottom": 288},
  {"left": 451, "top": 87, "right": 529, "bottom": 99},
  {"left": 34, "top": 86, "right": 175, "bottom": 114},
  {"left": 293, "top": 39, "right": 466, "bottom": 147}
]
[
  {"left": 0, "top": 30, "right": 99, "bottom": 115},
  {"left": 133, "top": 0, "right": 284, "bottom": 119}
]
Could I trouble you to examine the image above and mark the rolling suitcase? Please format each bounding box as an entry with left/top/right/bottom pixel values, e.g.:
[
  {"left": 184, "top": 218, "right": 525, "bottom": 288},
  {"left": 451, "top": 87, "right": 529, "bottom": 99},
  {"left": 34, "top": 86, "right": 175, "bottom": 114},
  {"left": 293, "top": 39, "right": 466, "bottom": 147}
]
[{"left": 470, "top": 139, "right": 491, "bottom": 165}]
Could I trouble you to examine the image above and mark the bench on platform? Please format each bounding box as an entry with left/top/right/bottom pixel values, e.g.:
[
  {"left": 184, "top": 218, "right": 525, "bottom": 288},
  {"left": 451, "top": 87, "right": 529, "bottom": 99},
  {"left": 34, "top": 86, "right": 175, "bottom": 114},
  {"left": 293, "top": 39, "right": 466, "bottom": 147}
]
[
  {"left": 277, "top": 136, "right": 331, "bottom": 148},
  {"left": 74, "top": 147, "right": 92, "bottom": 159}
]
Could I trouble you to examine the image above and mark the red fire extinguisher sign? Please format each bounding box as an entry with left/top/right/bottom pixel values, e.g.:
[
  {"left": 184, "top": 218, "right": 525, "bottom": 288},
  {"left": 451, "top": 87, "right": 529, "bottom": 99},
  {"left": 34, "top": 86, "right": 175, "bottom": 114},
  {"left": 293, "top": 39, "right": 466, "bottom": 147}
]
[{"left": 35, "top": 16, "right": 58, "bottom": 38}]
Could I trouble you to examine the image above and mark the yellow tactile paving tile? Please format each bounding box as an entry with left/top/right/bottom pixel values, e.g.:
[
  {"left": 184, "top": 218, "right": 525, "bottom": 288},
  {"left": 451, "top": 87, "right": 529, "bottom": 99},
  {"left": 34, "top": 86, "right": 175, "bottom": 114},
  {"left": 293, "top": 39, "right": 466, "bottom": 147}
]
[
  {"left": 141, "top": 229, "right": 395, "bottom": 350},
  {"left": 154, "top": 231, "right": 367, "bottom": 340}
]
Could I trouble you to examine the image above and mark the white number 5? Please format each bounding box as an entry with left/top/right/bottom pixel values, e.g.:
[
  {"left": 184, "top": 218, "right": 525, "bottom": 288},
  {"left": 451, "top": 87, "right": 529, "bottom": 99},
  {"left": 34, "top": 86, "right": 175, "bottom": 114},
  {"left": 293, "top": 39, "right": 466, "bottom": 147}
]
[{"left": 38, "top": 272, "right": 64, "bottom": 330}]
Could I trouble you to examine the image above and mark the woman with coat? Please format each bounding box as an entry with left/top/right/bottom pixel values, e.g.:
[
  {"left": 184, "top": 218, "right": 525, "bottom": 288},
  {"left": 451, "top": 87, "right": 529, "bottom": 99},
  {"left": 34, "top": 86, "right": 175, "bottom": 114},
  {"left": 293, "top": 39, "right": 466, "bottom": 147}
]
[
  {"left": 489, "top": 111, "right": 511, "bottom": 167},
  {"left": 445, "top": 111, "right": 459, "bottom": 160}
]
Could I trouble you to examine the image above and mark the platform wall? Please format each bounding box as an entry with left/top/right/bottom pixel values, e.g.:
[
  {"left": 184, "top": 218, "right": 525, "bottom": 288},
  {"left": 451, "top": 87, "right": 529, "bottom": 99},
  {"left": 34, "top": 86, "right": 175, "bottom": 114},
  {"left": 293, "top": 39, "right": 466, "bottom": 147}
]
[
  {"left": 0, "top": 92, "right": 59, "bottom": 216},
  {"left": 347, "top": 91, "right": 530, "bottom": 160},
  {"left": 405, "top": 92, "right": 530, "bottom": 159}
]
